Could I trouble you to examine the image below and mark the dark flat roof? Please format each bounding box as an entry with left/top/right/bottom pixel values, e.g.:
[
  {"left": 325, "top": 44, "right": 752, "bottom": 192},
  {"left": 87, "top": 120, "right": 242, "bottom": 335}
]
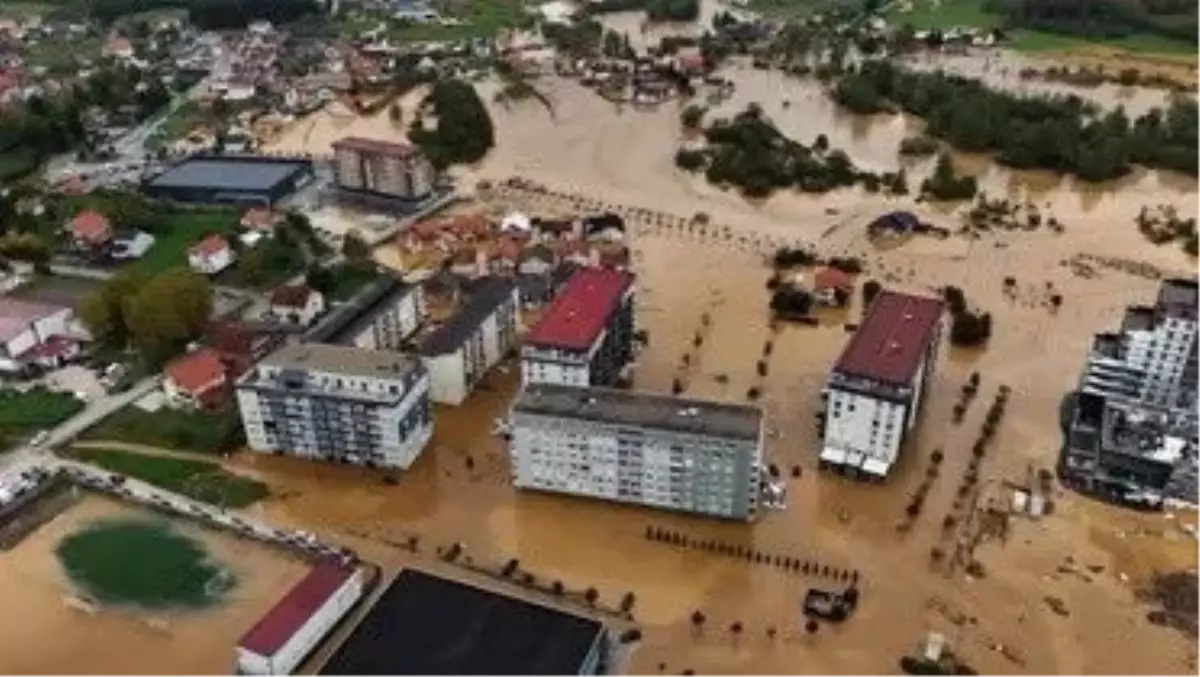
[
  {"left": 525, "top": 267, "right": 634, "bottom": 352},
  {"left": 146, "top": 156, "right": 311, "bottom": 192},
  {"left": 833, "top": 290, "right": 943, "bottom": 386},
  {"left": 305, "top": 275, "right": 415, "bottom": 345},
  {"left": 239, "top": 564, "right": 355, "bottom": 657},
  {"left": 515, "top": 383, "right": 763, "bottom": 441},
  {"left": 320, "top": 569, "right": 603, "bottom": 675},
  {"left": 420, "top": 277, "right": 516, "bottom": 356}
]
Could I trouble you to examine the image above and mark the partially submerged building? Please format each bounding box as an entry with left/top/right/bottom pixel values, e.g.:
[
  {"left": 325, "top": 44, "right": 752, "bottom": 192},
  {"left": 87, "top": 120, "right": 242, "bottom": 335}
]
[
  {"left": 1061, "top": 278, "right": 1198, "bottom": 506},
  {"left": 508, "top": 383, "right": 766, "bottom": 520},
  {"left": 419, "top": 276, "right": 520, "bottom": 405},
  {"left": 236, "top": 343, "right": 433, "bottom": 470},
  {"left": 319, "top": 568, "right": 610, "bottom": 675},
  {"left": 819, "top": 290, "right": 944, "bottom": 479}
]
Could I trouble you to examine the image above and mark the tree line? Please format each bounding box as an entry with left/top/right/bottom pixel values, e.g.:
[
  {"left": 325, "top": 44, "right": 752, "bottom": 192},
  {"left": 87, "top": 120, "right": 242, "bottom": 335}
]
[
  {"left": 63, "top": 0, "right": 322, "bottom": 29},
  {"left": 81, "top": 268, "right": 214, "bottom": 365},
  {"left": 587, "top": 0, "right": 700, "bottom": 22},
  {"left": 409, "top": 79, "right": 494, "bottom": 170},
  {"left": 984, "top": 0, "right": 1197, "bottom": 45},
  {"left": 832, "top": 60, "right": 1198, "bottom": 180}
]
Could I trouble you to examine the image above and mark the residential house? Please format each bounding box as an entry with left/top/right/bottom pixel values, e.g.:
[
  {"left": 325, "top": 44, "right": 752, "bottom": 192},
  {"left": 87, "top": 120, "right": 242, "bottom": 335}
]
[
  {"left": 813, "top": 267, "right": 853, "bottom": 306},
  {"left": 0, "top": 298, "right": 80, "bottom": 373},
  {"left": 164, "top": 347, "right": 229, "bottom": 410},
  {"left": 68, "top": 209, "right": 113, "bottom": 250},
  {"left": 103, "top": 35, "right": 135, "bottom": 60},
  {"left": 188, "top": 234, "right": 236, "bottom": 275},
  {"left": 270, "top": 285, "right": 326, "bottom": 327}
]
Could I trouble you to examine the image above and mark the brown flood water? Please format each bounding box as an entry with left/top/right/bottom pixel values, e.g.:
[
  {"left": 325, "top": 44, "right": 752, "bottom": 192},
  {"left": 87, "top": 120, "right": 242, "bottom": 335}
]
[{"left": 0, "top": 493, "right": 311, "bottom": 675}]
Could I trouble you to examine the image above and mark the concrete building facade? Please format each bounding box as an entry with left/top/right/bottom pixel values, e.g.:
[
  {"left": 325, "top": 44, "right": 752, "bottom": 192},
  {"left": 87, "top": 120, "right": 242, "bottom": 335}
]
[
  {"left": 509, "top": 383, "right": 765, "bottom": 520},
  {"left": 420, "top": 277, "right": 520, "bottom": 405},
  {"left": 1062, "top": 278, "right": 1198, "bottom": 505},
  {"left": 304, "top": 276, "right": 424, "bottom": 350},
  {"left": 332, "top": 136, "right": 435, "bottom": 201},
  {"left": 819, "top": 290, "right": 944, "bottom": 479},
  {"left": 236, "top": 344, "right": 432, "bottom": 470},
  {"left": 521, "top": 267, "right": 635, "bottom": 388}
]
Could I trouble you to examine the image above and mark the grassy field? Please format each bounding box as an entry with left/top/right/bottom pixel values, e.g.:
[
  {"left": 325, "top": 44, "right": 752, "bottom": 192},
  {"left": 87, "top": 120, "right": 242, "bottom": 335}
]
[
  {"left": 124, "top": 209, "right": 239, "bottom": 276},
  {"left": 0, "top": 388, "right": 84, "bottom": 434},
  {"left": 56, "top": 518, "right": 234, "bottom": 608},
  {"left": 339, "top": 0, "right": 533, "bottom": 42},
  {"left": 82, "top": 405, "right": 244, "bottom": 454},
  {"left": 73, "top": 447, "right": 269, "bottom": 508}
]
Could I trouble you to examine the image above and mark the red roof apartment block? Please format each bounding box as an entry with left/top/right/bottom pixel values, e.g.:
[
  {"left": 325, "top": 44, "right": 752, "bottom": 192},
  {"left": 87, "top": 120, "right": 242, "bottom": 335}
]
[
  {"left": 834, "top": 290, "right": 944, "bottom": 386},
  {"left": 525, "top": 267, "right": 634, "bottom": 352},
  {"left": 238, "top": 564, "right": 356, "bottom": 658}
]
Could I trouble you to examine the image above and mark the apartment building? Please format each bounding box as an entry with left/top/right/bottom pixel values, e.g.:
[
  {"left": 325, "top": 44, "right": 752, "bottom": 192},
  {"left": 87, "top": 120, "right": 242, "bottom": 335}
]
[
  {"left": 236, "top": 343, "right": 432, "bottom": 470},
  {"left": 305, "top": 276, "right": 424, "bottom": 350},
  {"left": 332, "top": 136, "right": 435, "bottom": 201},
  {"left": 420, "top": 277, "right": 520, "bottom": 405},
  {"left": 521, "top": 267, "right": 635, "bottom": 388},
  {"left": 508, "top": 383, "right": 765, "bottom": 520},
  {"left": 1062, "top": 278, "right": 1198, "bottom": 505},
  {"left": 819, "top": 290, "right": 944, "bottom": 479}
]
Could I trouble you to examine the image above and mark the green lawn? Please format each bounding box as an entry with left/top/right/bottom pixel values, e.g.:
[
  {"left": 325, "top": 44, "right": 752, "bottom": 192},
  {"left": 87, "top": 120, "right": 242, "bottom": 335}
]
[
  {"left": 57, "top": 519, "right": 235, "bottom": 608},
  {"left": 0, "top": 146, "right": 42, "bottom": 182},
  {"left": 1007, "top": 29, "right": 1197, "bottom": 55},
  {"left": 340, "top": 0, "right": 534, "bottom": 42},
  {"left": 22, "top": 35, "right": 103, "bottom": 74},
  {"left": 124, "top": 209, "right": 239, "bottom": 276},
  {"left": 82, "top": 406, "right": 244, "bottom": 455},
  {"left": 0, "top": 387, "right": 84, "bottom": 433},
  {"left": 886, "top": 0, "right": 1001, "bottom": 30},
  {"left": 73, "top": 447, "right": 269, "bottom": 508}
]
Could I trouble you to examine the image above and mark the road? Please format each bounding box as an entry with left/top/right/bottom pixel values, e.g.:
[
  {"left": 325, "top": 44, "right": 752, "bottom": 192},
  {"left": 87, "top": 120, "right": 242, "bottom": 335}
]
[{"left": 0, "top": 376, "right": 162, "bottom": 474}]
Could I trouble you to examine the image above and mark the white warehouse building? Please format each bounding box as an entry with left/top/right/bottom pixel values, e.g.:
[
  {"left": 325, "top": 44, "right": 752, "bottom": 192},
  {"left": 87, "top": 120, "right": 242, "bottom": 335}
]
[
  {"left": 236, "top": 564, "right": 365, "bottom": 676},
  {"left": 819, "top": 290, "right": 944, "bottom": 480},
  {"left": 508, "top": 384, "right": 766, "bottom": 520},
  {"left": 236, "top": 343, "right": 433, "bottom": 470}
]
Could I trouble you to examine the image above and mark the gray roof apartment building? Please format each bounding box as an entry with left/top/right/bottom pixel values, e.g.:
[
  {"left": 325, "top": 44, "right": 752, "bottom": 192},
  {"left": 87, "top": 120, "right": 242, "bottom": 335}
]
[
  {"left": 235, "top": 343, "right": 433, "bottom": 470},
  {"left": 419, "top": 276, "right": 520, "bottom": 405},
  {"left": 508, "top": 384, "right": 765, "bottom": 520}
]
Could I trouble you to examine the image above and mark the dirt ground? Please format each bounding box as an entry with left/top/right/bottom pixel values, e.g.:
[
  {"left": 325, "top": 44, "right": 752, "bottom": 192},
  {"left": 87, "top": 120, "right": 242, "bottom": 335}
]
[
  {"left": 229, "top": 55, "right": 1197, "bottom": 675},
  {"left": 0, "top": 492, "right": 311, "bottom": 675}
]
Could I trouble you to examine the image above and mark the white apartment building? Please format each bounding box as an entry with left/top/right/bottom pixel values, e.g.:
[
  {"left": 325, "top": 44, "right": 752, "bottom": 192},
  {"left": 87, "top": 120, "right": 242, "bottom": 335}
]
[
  {"left": 305, "top": 276, "right": 424, "bottom": 350},
  {"left": 420, "top": 277, "right": 520, "bottom": 405},
  {"left": 509, "top": 384, "right": 765, "bottom": 520},
  {"left": 820, "top": 290, "right": 944, "bottom": 479},
  {"left": 236, "top": 343, "right": 433, "bottom": 470},
  {"left": 332, "top": 136, "right": 435, "bottom": 201}
]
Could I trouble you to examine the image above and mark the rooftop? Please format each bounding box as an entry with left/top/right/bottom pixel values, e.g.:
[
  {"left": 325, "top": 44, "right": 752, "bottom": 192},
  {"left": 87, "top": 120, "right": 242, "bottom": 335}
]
[
  {"left": 525, "top": 267, "right": 634, "bottom": 352},
  {"left": 251, "top": 343, "right": 422, "bottom": 381},
  {"left": 420, "top": 277, "right": 516, "bottom": 357},
  {"left": 320, "top": 569, "right": 603, "bottom": 675},
  {"left": 515, "top": 383, "right": 763, "bottom": 441},
  {"left": 271, "top": 284, "right": 315, "bottom": 308},
  {"left": 0, "top": 297, "right": 67, "bottom": 343},
  {"left": 239, "top": 564, "right": 356, "bottom": 657},
  {"left": 304, "top": 275, "right": 413, "bottom": 345},
  {"left": 333, "top": 136, "right": 416, "bottom": 157},
  {"left": 833, "top": 290, "right": 944, "bottom": 386},
  {"left": 164, "top": 347, "right": 226, "bottom": 394},
  {"left": 145, "top": 156, "right": 311, "bottom": 193},
  {"left": 1156, "top": 277, "right": 1198, "bottom": 322}
]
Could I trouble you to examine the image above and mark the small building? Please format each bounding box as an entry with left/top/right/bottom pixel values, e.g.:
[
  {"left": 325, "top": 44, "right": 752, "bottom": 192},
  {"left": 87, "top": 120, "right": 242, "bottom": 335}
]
[
  {"left": 236, "top": 343, "right": 433, "bottom": 469},
  {"left": 164, "top": 347, "right": 228, "bottom": 410},
  {"left": 419, "top": 277, "right": 520, "bottom": 405},
  {"left": 522, "top": 267, "right": 636, "bottom": 388},
  {"left": 270, "top": 285, "right": 325, "bottom": 327},
  {"left": 319, "top": 568, "right": 610, "bottom": 675},
  {"left": 142, "top": 156, "right": 315, "bottom": 206},
  {"left": 0, "top": 298, "right": 77, "bottom": 373},
  {"left": 509, "top": 384, "right": 767, "bottom": 520},
  {"left": 813, "top": 267, "right": 853, "bottom": 306},
  {"left": 103, "top": 35, "right": 134, "bottom": 60},
  {"left": 68, "top": 209, "right": 113, "bottom": 249},
  {"left": 241, "top": 206, "right": 284, "bottom": 232},
  {"left": 236, "top": 564, "right": 365, "bottom": 676},
  {"left": 820, "top": 290, "right": 944, "bottom": 479},
  {"left": 304, "top": 276, "right": 424, "bottom": 350},
  {"left": 188, "top": 233, "right": 236, "bottom": 275},
  {"left": 110, "top": 229, "right": 156, "bottom": 261}
]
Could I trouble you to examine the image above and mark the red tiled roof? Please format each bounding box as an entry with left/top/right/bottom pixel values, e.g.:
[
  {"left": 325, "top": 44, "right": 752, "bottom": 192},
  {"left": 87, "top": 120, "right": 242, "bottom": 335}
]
[
  {"left": 333, "top": 135, "right": 414, "bottom": 157},
  {"left": 270, "top": 285, "right": 313, "bottom": 308},
  {"left": 239, "top": 564, "right": 356, "bottom": 657},
  {"left": 70, "top": 209, "right": 112, "bottom": 243},
  {"left": 190, "top": 233, "right": 230, "bottom": 257},
  {"left": 833, "top": 290, "right": 944, "bottom": 386},
  {"left": 814, "top": 267, "right": 853, "bottom": 290},
  {"left": 165, "top": 348, "right": 226, "bottom": 395},
  {"left": 525, "top": 267, "right": 634, "bottom": 352}
]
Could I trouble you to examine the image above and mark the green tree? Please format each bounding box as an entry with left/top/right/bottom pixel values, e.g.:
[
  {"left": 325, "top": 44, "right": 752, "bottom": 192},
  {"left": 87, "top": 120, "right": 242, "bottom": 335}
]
[
  {"left": 680, "top": 104, "right": 707, "bottom": 130},
  {"left": 123, "top": 269, "right": 213, "bottom": 361},
  {"left": 79, "top": 269, "right": 147, "bottom": 346},
  {"left": 342, "top": 231, "right": 371, "bottom": 263},
  {"left": 409, "top": 79, "right": 495, "bottom": 169}
]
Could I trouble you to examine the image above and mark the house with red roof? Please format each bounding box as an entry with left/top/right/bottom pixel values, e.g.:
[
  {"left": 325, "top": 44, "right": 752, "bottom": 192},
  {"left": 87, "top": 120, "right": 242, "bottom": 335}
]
[
  {"left": 102, "top": 35, "right": 134, "bottom": 60},
  {"left": 521, "top": 267, "right": 636, "bottom": 388},
  {"left": 188, "top": 234, "right": 236, "bottom": 275},
  {"left": 68, "top": 209, "right": 113, "bottom": 250},
  {"left": 269, "top": 285, "right": 325, "bottom": 327},
  {"left": 813, "top": 266, "right": 854, "bottom": 306},
  {"left": 820, "top": 290, "right": 944, "bottom": 480},
  {"left": 164, "top": 347, "right": 229, "bottom": 409}
]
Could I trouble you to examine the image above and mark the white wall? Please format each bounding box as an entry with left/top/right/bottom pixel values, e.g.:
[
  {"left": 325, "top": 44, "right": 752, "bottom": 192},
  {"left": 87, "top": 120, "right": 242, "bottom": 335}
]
[
  {"left": 821, "top": 388, "right": 907, "bottom": 475},
  {"left": 423, "top": 350, "right": 466, "bottom": 405},
  {"left": 522, "top": 358, "right": 590, "bottom": 387}
]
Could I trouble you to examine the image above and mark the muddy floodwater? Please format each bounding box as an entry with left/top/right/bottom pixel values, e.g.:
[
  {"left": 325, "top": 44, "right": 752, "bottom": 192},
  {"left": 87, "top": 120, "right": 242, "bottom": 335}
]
[
  {"left": 0, "top": 493, "right": 310, "bottom": 675},
  {"left": 114, "top": 12, "right": 1200, "bottom": 673}
]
